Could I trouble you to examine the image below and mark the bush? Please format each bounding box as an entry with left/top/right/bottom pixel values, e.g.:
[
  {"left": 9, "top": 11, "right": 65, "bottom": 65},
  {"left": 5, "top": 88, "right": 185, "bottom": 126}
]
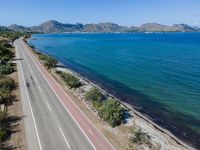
[
  {"left": 130, "top": 128, "right": 151, "bottom": 146},
  {"left": 0, "top": 89, "right": 13, "bottom": 105},
  {"left": 85, "top": 87, "right": 104, "bottom": 103},
  {"left": 0, "top": 64, "right": 15, "bottom": 75},
  {"left": 0, "top": 106, "right": 7, "bottom": 124},
  {"left": 0, "top": 77, "right": 15, "bottom": 91},
  {"left": 55, "top": 70, "right": 62, "bottom": 75},
  {"left": 0, "top": 45, "right": 11, "bottom": 57},
  {"left": 0, "top": 129, "right": 8, "bottom": 141},
  {"left": 38, "top": 54, "right": 48, "bottom": 61},
  {"left": 0, "top": 106, "right": 8, "bottom": 142},
  {"left": 44, "top": 56, "right": 57, "bottom": 69},
  {"left": 60, "top": 72, "right": 81, "bottom": 88},
  {"left": 0, "top": 55, "right": 11, "bottom": 62},
  {"left": 0, "top": 40, "right": 12, "bottom": 48},
  {"left": 100, "top": 98, "right": 124, "bottom": 127}
]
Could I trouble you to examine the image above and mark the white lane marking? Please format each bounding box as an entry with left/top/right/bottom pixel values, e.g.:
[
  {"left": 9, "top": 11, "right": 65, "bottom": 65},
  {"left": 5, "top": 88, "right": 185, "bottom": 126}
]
[
  {"left": 58, "top": 126, "right": 71, "bottom": 149},
  {"left": 15, "top": 41, "right": 43, "bottom": 150},
  {"left": 88, "top": 130, "right": 93, "bottom": 136},
  {"left": 22, "top": 40, "right": 97, "bottom": 150},
  {"left": 46, "top": 102, "right": 52, "bottom": 112},
  {"left": 38, "top": 85, "right": 42, "bottom": 92}
]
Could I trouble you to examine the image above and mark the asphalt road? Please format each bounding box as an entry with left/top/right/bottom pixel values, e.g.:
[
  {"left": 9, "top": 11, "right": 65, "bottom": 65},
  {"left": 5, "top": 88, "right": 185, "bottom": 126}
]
[{"left": 15, "top": 39, "right": 115, "bottom": 150}]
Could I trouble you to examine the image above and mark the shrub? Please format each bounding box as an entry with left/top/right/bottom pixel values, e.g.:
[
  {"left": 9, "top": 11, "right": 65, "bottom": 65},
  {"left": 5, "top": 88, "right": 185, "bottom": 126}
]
[
  {"left": 44, "top": 56, "right": 57, "bottom": 69},
  {"left": 55, "top": 70, "right": 62, "bottom": 75},
  {"left": 0, "top": 77, "right": 15, "bottom": 91},
  {"left": 60, "top": 72, "right": 81, "bottom": 88},
  {"left": 38, "top": 54, "right": 48, "bottom": 61},
  {"left": 100, "top": 98, "right": 124, "bottom": 127},
  {"left": 0, "top": 106, "right": 8, "bottom": 142},
  {"left": 0, "top": 55, "right": 11, "bottom": 62},
  {"left": 0, "top": 106, "right": 7, "bottom": 124},
  {"left": 130, "top": 128, "right": 151, "bottom": 146},
  {"left": 85, "top": 87, "right": 104, "bottom": 103},
  {"left": 0, "top": 89, "right": 12, "bottom": 105},
  {"left": 0, "top": 129, "right": 8, "bottom": 141},
  {"left": 33, "top": 50, "right": 41, "bottom": 55},
  {"left": 0, "top": 45, "right": 11, "bottom": 57},
  {"left": 92, "top": 100, "right": 102, "bottom": 112},
  {"left": 0, "top": 63, "right": 15, "bottom": 75}
]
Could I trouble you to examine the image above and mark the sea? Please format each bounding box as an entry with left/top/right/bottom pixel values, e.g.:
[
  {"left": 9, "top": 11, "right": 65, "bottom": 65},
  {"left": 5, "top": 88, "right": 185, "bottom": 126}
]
[{"left": 29, "top": 33, "right": 200, "bottom": 148}]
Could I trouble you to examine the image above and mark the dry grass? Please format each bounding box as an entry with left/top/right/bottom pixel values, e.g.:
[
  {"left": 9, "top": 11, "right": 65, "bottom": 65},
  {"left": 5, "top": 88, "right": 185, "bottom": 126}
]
[{"left": 3, "top": 48, "right": 27, "bottom": 150}]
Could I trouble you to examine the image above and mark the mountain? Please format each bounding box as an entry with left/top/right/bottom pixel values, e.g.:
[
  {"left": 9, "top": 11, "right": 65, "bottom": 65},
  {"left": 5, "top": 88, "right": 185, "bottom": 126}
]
[
  {"left": 8, "top": 24, "right": 31, "bottom": 32},
  {"left": 137, "top": 23, "right": 196, "bottom": 32},
  {"left": 83, "top": 22, "right": 128, "bottom": 32},
  {"left": 171, "top": 24, "right": 196, "bottom": 32},
  {"left": 30, "top": 20, "right": 83, "bottom": 33},
  {"left": 2, "top": 20, "right": 200, "bottom": 33},
  {"left": 0, "top": 26, "right": 13, "bottom": 33}
]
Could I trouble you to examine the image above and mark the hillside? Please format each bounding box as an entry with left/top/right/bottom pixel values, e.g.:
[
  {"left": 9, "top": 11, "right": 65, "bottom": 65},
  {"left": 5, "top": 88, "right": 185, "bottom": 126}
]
[{"left": 2, "top": 20, "right": 199, "bottom": 33}]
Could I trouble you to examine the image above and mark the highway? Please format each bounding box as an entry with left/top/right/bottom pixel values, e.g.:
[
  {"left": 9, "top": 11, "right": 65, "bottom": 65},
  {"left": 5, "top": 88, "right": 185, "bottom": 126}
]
[{"left": 14, "top": 38, "right": 115, "bottom": 150}]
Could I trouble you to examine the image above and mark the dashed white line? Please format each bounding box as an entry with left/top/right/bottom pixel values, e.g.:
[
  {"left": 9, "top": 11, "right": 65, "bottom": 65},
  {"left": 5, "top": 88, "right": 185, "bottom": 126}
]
[
  {"left": 15, "top": 41, "right": 43, "bottom": 150},
  {"left": 23, "top": 41, "right": 97, "bottom": 150},
  {"left": 46, "top": 102, "right": 52, "bottom": 112},
  {"left": 58, "top": 126, "right": 71, "bottom": 149},
  {"left": 38, "top": 85, "right": 42, "bottom": 92}
]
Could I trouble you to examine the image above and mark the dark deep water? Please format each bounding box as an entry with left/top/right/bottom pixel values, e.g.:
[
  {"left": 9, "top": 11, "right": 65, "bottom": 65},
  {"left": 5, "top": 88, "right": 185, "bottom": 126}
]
[{"left": 29, "top": 33, "right": 200, "bottom": 148}]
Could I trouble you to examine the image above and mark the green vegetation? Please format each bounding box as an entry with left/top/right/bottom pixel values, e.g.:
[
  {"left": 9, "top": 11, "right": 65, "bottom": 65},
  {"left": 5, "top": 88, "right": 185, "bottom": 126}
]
[
  {"left": 38, "top": 53, "right": 48, "bottom": 61},
  {"left": 0, "top": 30, "right": 29, "bottom": 42},
  {"left": 34, "top": 50, "right": 57, "bottom": 69},
  {"left": 0, "top": 107, "right": 8, "bottom": 141},
  {"left": 0, "top": 64, "right": 15, "bottom": 75},
  {"left": 44, "top": 56, "right": 57, "bottom": 69},
  {"left": 0, "top": 40, "right": 14, "bottom": 75},
  {"left": 85, "top": 88, "right": 124, "bottom": 127},
  {"left": 0, "top": 75, "right": 15, "bottom": 144},
  {"left": 0, "top": 42, "right": 13, "bottom": 61},
  {"left": 129, "top": 128, "right": 152, "bottom": 148},
  {"left": 85, "top": 87, "right": 104, "bottom": 111},
  {"left": 85, "top": 87, "right": 104, "bottom": 103},
  {"left": 58, "top": 72, "right": 81, "bottom": 88},
  {"left": 0, "top": 76, "right": 15, "bottom": 92},
  {"left": 0, "top": 89, "right": 13, "bottom": 105},
  {"left": 0, "top": 30, "right": 21, "bottom": 147},
  {"left": 100, "top": 98, "right": 124, "bottom": 127}
]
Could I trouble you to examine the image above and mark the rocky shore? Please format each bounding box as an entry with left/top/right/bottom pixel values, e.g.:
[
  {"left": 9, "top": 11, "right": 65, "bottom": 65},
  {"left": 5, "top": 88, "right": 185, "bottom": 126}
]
[{"left": 26, "top": 39, "right": 195, "bottom": 150}]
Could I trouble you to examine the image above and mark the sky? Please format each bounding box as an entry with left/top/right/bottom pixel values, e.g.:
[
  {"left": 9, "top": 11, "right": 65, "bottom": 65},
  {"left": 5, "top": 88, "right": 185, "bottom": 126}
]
[{"left": 0, "top": 0, "right": 200, "bottom": 27}]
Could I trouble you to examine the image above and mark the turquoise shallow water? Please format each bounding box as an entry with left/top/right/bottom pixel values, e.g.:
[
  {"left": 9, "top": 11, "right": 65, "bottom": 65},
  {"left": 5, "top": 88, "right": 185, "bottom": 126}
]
[{"left": 29, "top": 33, "right": 200, "bottom": 148}]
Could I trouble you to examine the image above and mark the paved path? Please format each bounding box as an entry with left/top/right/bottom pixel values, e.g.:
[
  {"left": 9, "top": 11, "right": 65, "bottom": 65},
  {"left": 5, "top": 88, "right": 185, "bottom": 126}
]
[{"left": 15, "top": 38, "right": 115, "bottom": 150}]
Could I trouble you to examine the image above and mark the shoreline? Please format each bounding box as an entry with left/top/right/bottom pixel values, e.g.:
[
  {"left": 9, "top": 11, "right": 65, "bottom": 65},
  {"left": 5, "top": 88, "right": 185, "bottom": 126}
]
[
  {"left": 26, "top": 39, "right": 196, "bottom": 150},
  {"left": 55, "top": 62, "right": 194, "bottom": 150}
]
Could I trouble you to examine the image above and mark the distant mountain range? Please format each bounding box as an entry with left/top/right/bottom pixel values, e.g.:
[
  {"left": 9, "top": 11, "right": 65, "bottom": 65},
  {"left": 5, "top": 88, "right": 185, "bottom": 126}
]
[{"left": 2, "top": 20, "right": 200, "bottom": 33}]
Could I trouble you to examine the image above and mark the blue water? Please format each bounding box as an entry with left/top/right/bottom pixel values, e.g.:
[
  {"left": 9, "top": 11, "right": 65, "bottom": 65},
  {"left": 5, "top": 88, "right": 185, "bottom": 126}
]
[{"left": 29, "top": 33, "right": 200, "bottom": 148}]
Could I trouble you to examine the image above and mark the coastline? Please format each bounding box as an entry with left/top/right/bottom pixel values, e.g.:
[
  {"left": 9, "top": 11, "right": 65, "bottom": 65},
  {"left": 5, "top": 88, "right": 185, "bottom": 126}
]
[
  {"left": 55, "top": 62, "right": 195, "bottom": 150},
  {"left": 26, "top": 38, "right": 196, "bottom": 150}
]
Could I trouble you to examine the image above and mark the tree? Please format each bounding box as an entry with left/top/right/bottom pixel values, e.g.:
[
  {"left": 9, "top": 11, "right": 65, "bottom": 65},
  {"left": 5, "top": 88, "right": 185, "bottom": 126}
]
[
  {"left": 100, "top": 98, "right": 124, "bottom": 127},
  {"left": 85, "top": 87, "right": 104, "bottom": 103}
]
